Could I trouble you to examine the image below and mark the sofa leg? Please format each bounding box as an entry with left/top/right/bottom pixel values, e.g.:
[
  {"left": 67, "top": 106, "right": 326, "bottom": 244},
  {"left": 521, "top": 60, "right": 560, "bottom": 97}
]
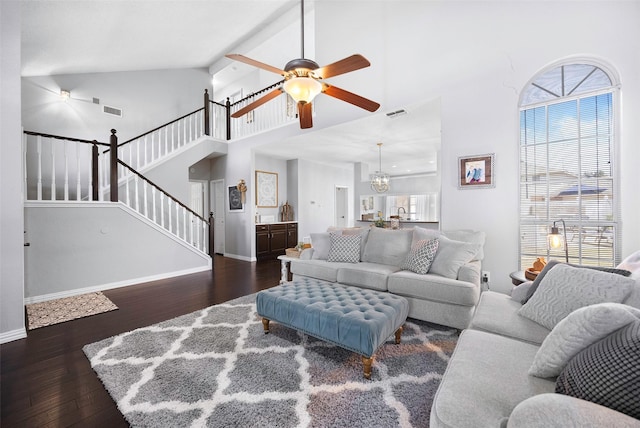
[
  {"left": 395, "top": 326, "right": 403, "bottom": 344},
  {"left": 262, "top": 318, "right": 270, "bottom": 334},
  {"left": 362, "top": 356, "right": 373, "bottom": 379}
]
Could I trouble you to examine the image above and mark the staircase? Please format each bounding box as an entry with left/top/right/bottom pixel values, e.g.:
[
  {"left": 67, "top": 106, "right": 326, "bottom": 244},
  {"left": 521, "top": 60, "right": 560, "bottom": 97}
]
[{"left": 22, "top": 86, "right": 298, "bottom": 301}]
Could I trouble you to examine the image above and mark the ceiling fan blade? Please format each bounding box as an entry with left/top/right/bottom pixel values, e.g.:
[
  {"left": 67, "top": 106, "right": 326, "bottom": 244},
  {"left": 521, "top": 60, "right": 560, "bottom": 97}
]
[
  {"left": 313, "top": 54, "right": 371, "bottom": 79},
  {"left": 322, "top": 84, "right": 380, "bottom": 112},
  {"left": 225, "top": 54, "right": 288, "bottom": 76},
  {"left": 231, "top": 88, "right": 283, "bottom": 118},
  {"left": 298, "top": 102, "right": 313, "bottom": 129}
]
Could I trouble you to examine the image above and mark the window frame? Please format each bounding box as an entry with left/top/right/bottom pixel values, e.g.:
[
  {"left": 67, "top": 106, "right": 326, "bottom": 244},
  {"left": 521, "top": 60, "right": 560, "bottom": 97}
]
[{"left": 518, "top": 59, "right": 621, "bottom": 268}]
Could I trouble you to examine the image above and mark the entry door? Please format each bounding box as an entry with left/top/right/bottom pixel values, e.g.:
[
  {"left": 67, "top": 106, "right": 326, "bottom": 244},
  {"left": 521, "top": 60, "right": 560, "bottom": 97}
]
[
  {"left": 335, "top": 186, "right": 348, "bottom": 228},
  {"left": 210, "top": 179, "right": 225, "bottom": 254}
]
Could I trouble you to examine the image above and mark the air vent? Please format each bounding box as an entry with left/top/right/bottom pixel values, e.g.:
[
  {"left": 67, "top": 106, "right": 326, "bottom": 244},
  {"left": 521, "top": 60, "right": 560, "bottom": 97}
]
[
  {"left": 386, "top": 109, "right": 407, "bottom": 118},
  {"left": 103, "top": 105, "right": 123, "bottom": 117},
  {"left": 92, "top": 97, "right": 100, "bottom": 104}
]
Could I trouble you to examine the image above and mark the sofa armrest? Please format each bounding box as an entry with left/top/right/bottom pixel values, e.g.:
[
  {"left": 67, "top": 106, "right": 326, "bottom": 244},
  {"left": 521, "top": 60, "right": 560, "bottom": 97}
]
[
  {"left": 507, "top": 394, "right": 640, "bottom": 428},
  {"left": 457, "top": 260, "right": 481, "bottom": 285},
  {"left": 300, "top": 248, "right": 314, "bottom": 260}
]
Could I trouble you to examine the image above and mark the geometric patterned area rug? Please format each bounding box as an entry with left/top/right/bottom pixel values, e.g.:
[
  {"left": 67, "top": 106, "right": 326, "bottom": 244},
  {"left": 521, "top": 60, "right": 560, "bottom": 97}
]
[
  {"left": 83, "top": 293, "right": 458, "bottom": 427},
  {"left": 26, "top": 291, "right": 118, "bottom": 330}
]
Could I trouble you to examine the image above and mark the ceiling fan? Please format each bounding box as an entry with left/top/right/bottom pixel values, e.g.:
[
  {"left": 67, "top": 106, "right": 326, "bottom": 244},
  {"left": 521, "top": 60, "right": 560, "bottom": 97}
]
[{"left": 225, "top": 0, "right": 380, "bottom": 129}]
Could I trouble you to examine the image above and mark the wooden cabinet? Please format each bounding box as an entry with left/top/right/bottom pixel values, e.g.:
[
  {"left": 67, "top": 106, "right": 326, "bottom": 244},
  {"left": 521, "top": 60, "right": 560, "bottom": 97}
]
[{"left": 256, "top": 222, "right": 297, "bottom": 261}]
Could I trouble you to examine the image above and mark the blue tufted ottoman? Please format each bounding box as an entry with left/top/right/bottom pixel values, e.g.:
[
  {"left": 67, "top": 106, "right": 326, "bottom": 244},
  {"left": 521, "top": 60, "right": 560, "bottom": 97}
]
[{"left": 256, "top": 278, "right": 409, "bottom": 379}]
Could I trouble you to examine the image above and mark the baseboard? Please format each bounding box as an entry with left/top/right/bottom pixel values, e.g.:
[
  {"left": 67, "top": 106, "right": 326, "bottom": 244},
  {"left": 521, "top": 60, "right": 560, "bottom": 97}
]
[
  {"left": 223, "top": 253, "right": 256, "bottom": 262},
  {"left": 0, "top": 327, "right": 27, "bottom": 344},
  {"left": 24, "top": 265, "right": 212, "bottom": 304}
]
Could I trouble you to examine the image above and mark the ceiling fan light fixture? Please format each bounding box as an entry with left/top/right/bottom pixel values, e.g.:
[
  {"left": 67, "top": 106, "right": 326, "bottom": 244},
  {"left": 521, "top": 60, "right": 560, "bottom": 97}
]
[
  {"left": 371, "top": 143, "right": 390, "bottom": 193},
  {"left": 283, "top": 77, "right": 322, "bottom": 104}
]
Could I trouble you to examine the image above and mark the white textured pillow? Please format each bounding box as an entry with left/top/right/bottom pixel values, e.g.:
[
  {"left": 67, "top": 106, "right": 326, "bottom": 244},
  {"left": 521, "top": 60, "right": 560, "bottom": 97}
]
[
  {"left": 529, "top": 303, "right": 640, "bottom": 378},
  {"left": 310, "top": 232, "right": 341, "bottom": 260},
  {"left": 442, "top": 230, "right": 486, "bottom": 261},
  {"left": 327, "top": 234, "right": 361, "bottom": 263},
  {"left": 429, "top": 236, "right": 480, "bottom": 279},
  {"left": 411, "top": 226, "right": 441, "bottom": 247},
  {"left": 401, "top": 239, "right": 439, "bottom": 274},
  {"left": 519, "top": 264, "right": 636, "bottom": 330}
]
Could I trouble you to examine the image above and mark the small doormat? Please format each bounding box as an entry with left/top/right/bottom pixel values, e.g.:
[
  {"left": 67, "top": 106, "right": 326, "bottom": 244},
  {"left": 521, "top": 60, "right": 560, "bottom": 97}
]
[{"left": 26, "top": 291, "right": 118, "bottom": 330}]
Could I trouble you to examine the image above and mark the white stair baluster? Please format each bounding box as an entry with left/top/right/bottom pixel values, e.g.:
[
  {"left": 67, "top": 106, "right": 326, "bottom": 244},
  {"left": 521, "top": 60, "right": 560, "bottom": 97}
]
[
  {"left": 164, "top": 127, "right": 168, "bottom": 155},
  {"left": 160, "top": 193, "right": 165, "bottom": 227},
  {"left": 50, "top": 139, "right": 56, "bottom": 201},
  {"left": 143, "top": 181, "right": 148, "bottom": 217},
  {"left": 151, "top": 132, "right": 155, "bottom": 163},
  {"left": 76, "top": 143, "right": 82, "bottom": 200},
  {"left": 134, "top": 174, "right": 140, "bottom": 212},
  {"left": 151, "top": 187, "right": 156, "bottom": 222},
  {"left": 63, "top": 141, "right": 69, "bottom": 200},
  {"left": 183, "top": 209, "right": 187, "bottom": 240},
  {"left": 182, "top": 118, "right": 186, "bottom": 146},
  {"left": 171, "top": 123, "right": 175, "bottom": 151},
  {"left": 125, "top": 166, "right": 130, "bottom": 206},
  {"left": 36, "top": 135, "right": 43, "bottom": 200},
  {"left": 143, "top": 135, "right": 148, "bottom": 167},
  {"left": 189, "top": 212, "right": 193, "bottom": 244},
  {"left": 168, "top": 198, "right": 172, "bottom": 232}
]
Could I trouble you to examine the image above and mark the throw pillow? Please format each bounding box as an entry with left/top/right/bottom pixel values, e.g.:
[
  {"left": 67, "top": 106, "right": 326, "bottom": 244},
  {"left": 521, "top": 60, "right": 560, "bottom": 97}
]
[
  {"left": 342, "top": 228, "right": 370, "bottom": 260},
  {"left": 518, "top": 264, "right": 636, "bottom": 330},
  {"left": 361, "top": 228, "right": 413, "bottom": 267},
  {"left": 310, "top": 232, "right": 341, "bottom": 260},
  {"left": 411, "top": 226, "right": 441, "bottom": 248},
  {"left": 429, "top": 235, "right": 480, "bottom": 279},
  {"left": 327, "top": 234, "right": 361, "bottom": 263},
  {"left": 442, "top": 230, "right": 486, "bottom": 261},
  {"left": 522, "top": 260, "right": 631, "bottom": 304},
  {"left": 555, "top": 319, "right": 640, "bottom": 419},
  {"left": 401, "top": 239, "right": 439, "bottom": 274},
  {"left": 510, "top": 281, "right": 534, "bottom": 304},
  {"left": 529, "top": 303, "right": 640, "bottom": 378}
]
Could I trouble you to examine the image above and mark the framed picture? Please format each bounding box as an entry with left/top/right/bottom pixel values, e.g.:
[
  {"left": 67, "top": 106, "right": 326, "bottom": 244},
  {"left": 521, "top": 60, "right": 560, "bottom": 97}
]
[
  {"left": 228, "top": 185, "right": 244, "bottom": 212},
  {"left": 256, "top": 170, "right": 278, "bottom": 207},
  {"left": 458, "top": 154, "right": 495, "bottom": 189}
]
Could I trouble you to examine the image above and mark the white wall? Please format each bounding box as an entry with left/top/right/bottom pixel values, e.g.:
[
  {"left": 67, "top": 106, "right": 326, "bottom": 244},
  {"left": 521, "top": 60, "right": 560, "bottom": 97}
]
[
  {"left": 307, "top": 0, "right": 640, "bottom": 293},
  {"left": 0, "top": 0, "right": 26, "bottom": 343},
  {"left": 22, "top": 68, "right": 212, "bottom": 142},
  {"left": 254, "top": 153, "right": 289, "bottom": 221},
  {"left": 296, "top": 158, "right": 354, "bottom": 239},
  {"left": 24, "top": 203, "right": 210, "bottom": 300}
]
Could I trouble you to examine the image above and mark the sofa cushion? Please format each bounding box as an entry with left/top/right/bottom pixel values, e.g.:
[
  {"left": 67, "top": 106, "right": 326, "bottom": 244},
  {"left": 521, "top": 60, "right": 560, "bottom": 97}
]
[
  {"left": 411, "top": 226, "right": 441, "bottom": 247},
  {"left": 523, "top": 260, "right": 631, "bottom": 304},
  {"left": 401, "top": 238, "right": 439, "bottom": 274},
  {"left": 519, "top": 264, "right": 636, "bottom": 330},
  {"left": 310, "top": 232, "right": 341, "bottom": 260},
  {"left": 290, "top": 259, "right": 349, "bottom": 282},
  {"left": 429, "top": 236, "right": 480, "bottom": 280},
  {"left": 387, "top": 270, "right": 480, "bottom": 307},
  {"left": 430, "top": 329, "right": 555, "bottom": 428},
  {"left": 469, "top": 291, "right": 551, "bottom": 345},
  {"left": 530, "top": 303, "right": 640, "bottom": 378},
  {"left": 327, "top": 234, "right": 361, "bottom": 263},
  {"left": 442, "top": 229, "right": 486, "bottom": 261},
  {"left": 362, "top": 227, "right": 412, "bottom": 267},
  {"left": 555, "top": 319, "right": 640, "bottom": 419},
  {"left": 336, "top": 262, "right": 400, "bottom": 291}
]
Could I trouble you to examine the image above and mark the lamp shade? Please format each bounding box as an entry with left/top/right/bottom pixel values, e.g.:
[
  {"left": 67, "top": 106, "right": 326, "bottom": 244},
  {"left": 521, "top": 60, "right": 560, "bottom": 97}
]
[{"left": 283, "top": 77, "right": 322, "bottom": 103}]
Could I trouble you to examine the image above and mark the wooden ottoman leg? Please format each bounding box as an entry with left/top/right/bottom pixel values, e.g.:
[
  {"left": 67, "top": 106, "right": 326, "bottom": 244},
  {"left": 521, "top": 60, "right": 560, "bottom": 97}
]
[
  {"left": 395, "top": 326, "right": 403, "bottom": 344},
  {"left": 262, "top": 318, "right": 270, "bottom": 334},
  {"left": 362, "top": 356, "right": 373, "bottom": 380}
]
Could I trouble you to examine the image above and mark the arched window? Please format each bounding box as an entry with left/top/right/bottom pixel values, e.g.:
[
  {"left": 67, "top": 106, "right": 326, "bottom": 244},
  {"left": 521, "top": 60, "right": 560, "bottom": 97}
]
[{"left": 519, "top": 61, "right": 620, "bottom": 268}]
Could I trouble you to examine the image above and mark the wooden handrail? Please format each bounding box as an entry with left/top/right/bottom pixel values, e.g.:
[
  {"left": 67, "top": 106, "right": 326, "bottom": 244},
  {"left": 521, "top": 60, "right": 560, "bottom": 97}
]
[
  {"left": 117, "top": 159, "right": 208, "bottom": 224},
  {"left": 23, "top": 130, "right": 109, "bottom": 146}
]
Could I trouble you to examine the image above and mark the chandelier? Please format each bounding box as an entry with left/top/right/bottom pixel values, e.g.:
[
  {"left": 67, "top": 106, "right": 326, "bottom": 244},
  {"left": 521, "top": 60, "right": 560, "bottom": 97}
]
[{"left": 371, "top": 143, "right": 390, "bottom": 193}]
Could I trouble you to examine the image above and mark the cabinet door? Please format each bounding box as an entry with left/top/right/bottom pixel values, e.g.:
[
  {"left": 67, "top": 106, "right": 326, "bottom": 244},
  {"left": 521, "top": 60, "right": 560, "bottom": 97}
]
[
  {"left": 256, "top": 225, "right": 270, "bottom": 258},
  {"left": 286, "top": 223, "right": 298, "bottom": 248},
  {"left": 270, "top": 224, "right": 287, "bottom": 255}
]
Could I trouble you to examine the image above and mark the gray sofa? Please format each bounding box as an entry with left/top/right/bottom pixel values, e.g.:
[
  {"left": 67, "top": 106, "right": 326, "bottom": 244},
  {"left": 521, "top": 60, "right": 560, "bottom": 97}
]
[
  {"left": 289, "top": 226, "right": 486, "bottom": 330},
  {"left": 431, "top": 262, "right": 640, "bottom": 428}
]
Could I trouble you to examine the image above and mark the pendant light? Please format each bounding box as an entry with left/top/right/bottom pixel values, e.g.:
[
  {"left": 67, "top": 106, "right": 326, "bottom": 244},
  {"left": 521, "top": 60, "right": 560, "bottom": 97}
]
[{"left": 371, "top": 143, "right": 390, "bottom": 193}]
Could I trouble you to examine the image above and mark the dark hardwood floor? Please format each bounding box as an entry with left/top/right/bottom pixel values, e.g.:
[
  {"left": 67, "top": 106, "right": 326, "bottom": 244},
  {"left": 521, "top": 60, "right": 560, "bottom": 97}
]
[{"left": 0, "top": 255, "right": 282, "bottom": 427}]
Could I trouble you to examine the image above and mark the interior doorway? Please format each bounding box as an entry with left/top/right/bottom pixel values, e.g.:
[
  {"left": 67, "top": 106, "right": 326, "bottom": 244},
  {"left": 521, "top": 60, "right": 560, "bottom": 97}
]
[
  {"left": 210, "top": 179, "right": 226, "bottom": 255},
  {"left": 335, "top": 186, "right": 348, "bottom": 228}
]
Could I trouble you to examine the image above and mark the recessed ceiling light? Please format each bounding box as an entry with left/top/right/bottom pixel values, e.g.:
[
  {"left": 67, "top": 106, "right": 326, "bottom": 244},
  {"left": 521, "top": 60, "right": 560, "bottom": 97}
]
[{"left": 391, "top": 165, "right": 397, "bottom": 168}]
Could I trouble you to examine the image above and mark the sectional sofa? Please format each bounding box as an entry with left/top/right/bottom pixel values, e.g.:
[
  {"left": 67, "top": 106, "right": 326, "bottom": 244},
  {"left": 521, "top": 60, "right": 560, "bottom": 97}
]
[
  {"left": 289, "top": 226, "right": 486, "bottom": 330},
  {"left": 431, "top": 261, "right": 640, "bottom": 427}
]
